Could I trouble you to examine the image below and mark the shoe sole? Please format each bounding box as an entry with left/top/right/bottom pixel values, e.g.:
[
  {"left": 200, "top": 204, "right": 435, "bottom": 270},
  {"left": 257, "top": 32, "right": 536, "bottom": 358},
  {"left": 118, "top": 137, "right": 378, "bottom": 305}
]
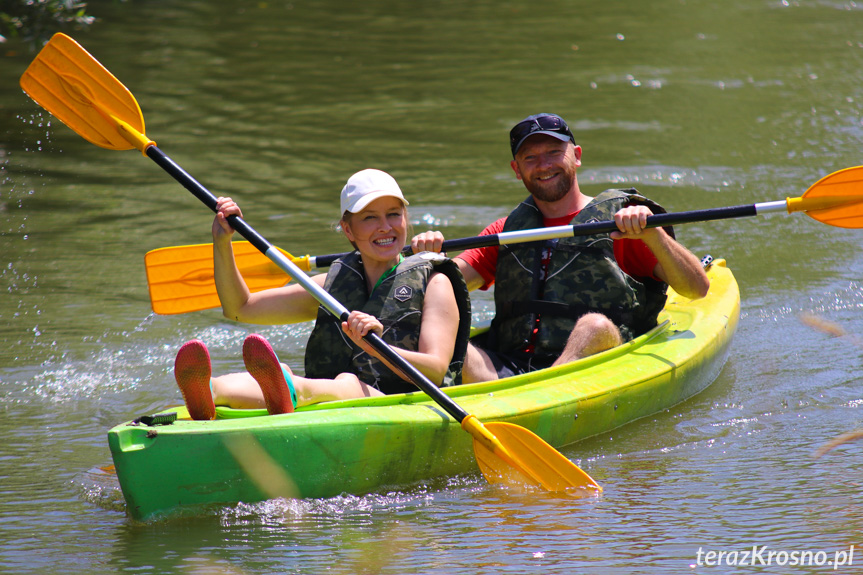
[
  {"left": 174, "top": 340, "right": 215, "bottom": 420},
  {"left": 243, "top": 334, "right": 295, "bottom": 414}
]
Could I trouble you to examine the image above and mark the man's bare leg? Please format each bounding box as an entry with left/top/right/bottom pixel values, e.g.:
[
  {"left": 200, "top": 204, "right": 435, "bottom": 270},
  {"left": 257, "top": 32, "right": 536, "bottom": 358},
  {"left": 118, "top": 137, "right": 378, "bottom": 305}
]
[
  {"left": 212, "top": 367, "right": 384, "bottom": 409},
  {"left": 461, "top": 343, "right": 500, "bottom": 384},
  {"left": 552, "top": 312, "right": 623, "bottom": 367}
]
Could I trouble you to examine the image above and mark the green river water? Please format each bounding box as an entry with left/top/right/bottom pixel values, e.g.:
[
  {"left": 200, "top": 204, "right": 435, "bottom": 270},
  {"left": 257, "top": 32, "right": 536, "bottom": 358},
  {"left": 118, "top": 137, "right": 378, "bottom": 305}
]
[{"left": 2, "top": 0, "right": 863, "bottom": 573}]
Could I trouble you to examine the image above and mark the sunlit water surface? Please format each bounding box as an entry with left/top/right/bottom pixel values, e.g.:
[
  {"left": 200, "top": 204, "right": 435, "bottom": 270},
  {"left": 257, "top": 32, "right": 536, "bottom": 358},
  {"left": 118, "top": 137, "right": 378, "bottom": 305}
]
[{"left": 2, "top": 1, "right": 863, "bottom": 573}]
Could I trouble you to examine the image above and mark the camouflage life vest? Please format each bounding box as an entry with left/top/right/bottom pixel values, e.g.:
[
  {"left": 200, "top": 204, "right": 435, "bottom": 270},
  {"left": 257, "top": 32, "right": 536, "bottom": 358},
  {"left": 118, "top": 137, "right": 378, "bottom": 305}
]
[
  {"left": 488, "top": 189, "right": 671, "bottom": 361},
  {"left": 304, "top": 251, "right": 471, "bottom": 394}
]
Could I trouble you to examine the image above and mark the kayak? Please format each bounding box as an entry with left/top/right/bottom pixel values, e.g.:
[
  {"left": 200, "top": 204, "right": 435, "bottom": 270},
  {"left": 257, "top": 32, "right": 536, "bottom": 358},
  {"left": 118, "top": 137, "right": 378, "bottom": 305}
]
[{"left": 108, "top": 258, "right": 739, "bottom": 521}]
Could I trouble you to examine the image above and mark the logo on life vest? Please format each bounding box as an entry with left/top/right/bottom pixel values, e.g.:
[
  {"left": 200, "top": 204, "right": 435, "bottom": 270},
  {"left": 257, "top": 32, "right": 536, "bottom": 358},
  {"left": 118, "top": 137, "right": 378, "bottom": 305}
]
[{"left": 393, "top": 285, "right": 413, "bottom": 302}]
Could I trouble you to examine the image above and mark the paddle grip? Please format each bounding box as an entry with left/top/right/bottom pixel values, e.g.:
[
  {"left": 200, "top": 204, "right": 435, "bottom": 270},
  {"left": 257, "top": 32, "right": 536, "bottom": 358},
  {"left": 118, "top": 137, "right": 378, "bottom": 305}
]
[
  {"left": 434, "top": 205, "right": 760, "bottom": 247},
  {"left": 644, "top": 205, "right": 758, "bottom": 228},
  {"left": 569, "top": 205, "right": 759, "bottom": 236}
]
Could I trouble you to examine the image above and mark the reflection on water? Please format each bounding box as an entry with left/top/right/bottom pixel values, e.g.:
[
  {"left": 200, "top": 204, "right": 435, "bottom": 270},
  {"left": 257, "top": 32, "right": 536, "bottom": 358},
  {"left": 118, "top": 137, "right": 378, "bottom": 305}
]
[{"left": 2, "top": 0, "right": 863, "bottom": 572}]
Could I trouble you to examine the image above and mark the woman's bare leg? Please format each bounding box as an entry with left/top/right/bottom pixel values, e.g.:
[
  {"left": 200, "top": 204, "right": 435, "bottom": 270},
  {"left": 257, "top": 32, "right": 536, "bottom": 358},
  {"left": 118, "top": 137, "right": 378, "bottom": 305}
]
[{"left": 212, "top": 366, "right": 384, "bottom": 410}]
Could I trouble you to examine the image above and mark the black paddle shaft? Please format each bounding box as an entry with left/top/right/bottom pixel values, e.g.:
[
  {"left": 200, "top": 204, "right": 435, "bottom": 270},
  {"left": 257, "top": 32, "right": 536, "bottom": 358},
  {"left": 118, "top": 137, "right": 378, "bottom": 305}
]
[
  {"left": 313, "top": 204, "right": 760, "bottom": 268},
  {"left": 146, "top": 146, "right": 272, "bottom": 254},
  {"left": 145, "top": 145, "right": 471, "bottom": 423}
]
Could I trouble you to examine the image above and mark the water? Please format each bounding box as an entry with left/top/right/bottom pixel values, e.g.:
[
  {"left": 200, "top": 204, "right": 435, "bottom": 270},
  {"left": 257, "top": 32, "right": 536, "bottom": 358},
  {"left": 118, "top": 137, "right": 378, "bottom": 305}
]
[{"left": 2, "top": 0, "right": 863, "bottom": 572}]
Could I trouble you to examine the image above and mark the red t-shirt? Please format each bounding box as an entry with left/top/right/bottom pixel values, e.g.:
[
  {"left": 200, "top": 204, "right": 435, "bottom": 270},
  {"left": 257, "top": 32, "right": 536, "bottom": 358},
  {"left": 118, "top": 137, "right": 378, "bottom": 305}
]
[{"left": 458, "top": 212, "right": 660, "bottom": 290}]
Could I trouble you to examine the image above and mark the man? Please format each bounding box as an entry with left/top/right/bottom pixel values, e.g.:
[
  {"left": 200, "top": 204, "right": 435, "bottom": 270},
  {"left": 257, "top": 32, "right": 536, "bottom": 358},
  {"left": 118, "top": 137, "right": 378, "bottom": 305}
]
[{"left": 412, "top": 113, "right": 710, "bottom": 382}]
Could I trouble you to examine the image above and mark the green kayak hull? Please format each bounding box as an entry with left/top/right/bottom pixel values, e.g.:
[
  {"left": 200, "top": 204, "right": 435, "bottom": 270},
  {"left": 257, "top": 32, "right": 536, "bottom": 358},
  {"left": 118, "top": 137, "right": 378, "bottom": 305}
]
[{"left": 108, "top": 260, "right": 739, "bottom": 521}]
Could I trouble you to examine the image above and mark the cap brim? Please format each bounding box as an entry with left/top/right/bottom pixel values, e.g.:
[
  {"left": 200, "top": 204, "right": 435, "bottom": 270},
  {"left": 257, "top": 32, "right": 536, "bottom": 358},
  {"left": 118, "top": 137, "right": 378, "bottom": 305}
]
[
  {"left": 347, "top": 190, "right": 409, "bottom": 214},
  {"left": 513, "top": 131, "right": 572, "bottom": 156}
]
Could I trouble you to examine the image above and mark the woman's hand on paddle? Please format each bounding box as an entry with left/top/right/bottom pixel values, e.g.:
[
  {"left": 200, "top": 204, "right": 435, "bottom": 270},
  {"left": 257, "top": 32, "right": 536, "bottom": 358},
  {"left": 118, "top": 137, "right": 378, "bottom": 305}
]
[
  {"left": 342, "top": 311, "right": 384, "bottom": 351},
  {"left": 411, "top": 231, "right": 445, "bottom": 254},
  {"left": 212, "top": 197, "right": 244, "bottom": 241}
]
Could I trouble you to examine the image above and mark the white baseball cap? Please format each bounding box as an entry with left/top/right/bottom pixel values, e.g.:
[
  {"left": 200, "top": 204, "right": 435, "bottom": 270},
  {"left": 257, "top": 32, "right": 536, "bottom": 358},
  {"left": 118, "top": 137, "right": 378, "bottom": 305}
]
[{"left": 340, "top": 169, "right": 409, "bottom": 214}]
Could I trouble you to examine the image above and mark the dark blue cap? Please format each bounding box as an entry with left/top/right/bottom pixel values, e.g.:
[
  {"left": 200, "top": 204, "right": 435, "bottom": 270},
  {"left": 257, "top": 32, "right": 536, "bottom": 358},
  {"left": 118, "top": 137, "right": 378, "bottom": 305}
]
[{"left": 509, "top": 113, "right": 576, "bottom": 156}]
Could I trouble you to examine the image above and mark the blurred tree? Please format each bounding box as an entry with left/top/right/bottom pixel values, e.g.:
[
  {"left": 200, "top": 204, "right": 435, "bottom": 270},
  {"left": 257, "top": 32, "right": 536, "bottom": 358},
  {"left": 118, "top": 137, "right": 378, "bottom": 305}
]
[{"left": 0, "top": 0, "right": 95, "bottom": 48}]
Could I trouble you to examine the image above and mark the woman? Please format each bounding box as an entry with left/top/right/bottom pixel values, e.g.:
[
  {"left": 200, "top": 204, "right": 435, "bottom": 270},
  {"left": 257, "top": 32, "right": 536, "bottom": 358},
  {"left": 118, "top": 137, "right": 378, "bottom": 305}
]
[{"left": 174, "top": 169, "right": 471, "bottom": 420}]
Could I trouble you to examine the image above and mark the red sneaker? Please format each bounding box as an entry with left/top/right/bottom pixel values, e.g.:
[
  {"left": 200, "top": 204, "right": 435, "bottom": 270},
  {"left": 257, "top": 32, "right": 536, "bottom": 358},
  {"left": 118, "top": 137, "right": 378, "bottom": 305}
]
[
  {"left": 174, "top": 339, "right": 215, "bottom": 421},
  {"left": 243, "top": 334, "right": 296, "bottom": 414}
]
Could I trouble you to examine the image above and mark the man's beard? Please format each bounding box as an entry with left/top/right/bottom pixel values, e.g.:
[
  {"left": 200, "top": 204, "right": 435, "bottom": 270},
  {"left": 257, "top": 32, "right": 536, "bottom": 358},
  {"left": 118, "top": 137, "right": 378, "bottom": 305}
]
[{"left": 522, "top": 166, "right": 576, "bottom": 203}]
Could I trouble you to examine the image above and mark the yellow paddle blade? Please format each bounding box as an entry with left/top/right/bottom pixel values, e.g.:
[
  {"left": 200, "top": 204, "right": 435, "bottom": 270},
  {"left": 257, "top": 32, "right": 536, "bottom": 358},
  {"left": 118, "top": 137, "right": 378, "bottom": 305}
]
[
  {"left": 790, "top": 165, "right": 863, "bottom": 228},
  {"left": 145, "top": 242, "right": 304, "bottom": 315},
  {"left": 19, "top": 33, "right": 147, "bottom": 152},
  {"left": 463, "top": 416, "right": 601, "bottom": 493}
]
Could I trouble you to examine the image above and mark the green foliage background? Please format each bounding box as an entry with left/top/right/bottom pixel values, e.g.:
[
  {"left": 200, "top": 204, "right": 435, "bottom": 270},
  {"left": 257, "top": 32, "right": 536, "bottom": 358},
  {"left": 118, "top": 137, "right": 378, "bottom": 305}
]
[{"left": 0, "top": 0, "right": 95, "bottom": 48}]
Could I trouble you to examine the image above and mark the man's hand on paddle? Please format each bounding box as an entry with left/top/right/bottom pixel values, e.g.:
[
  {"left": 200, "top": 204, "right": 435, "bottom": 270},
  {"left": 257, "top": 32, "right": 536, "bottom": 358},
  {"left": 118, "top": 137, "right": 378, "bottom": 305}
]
[{"left": 610, "top": 205, "right": 658, "bottom": 240}]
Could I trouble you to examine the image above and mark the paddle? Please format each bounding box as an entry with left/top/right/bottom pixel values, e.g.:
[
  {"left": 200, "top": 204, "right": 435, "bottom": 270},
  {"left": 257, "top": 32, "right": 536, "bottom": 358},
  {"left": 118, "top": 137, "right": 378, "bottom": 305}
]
[
  {"left": 145, "top": 167, "right": 863, "bottom": 314},
  {"left": 145, "top": 226, "right": 630, "bottom": 314},
  {"left": 20, "top": 32, "right": 601, "bottom": 494}
]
